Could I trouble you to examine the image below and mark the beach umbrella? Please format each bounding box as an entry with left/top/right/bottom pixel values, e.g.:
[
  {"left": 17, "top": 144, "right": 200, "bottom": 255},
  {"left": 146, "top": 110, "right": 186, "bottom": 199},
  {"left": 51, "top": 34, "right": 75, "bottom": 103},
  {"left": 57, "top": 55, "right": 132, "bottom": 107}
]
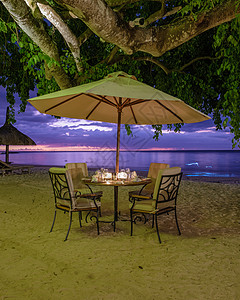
[
  {"left": 0, "top": 107, "right": 36, "bottom": 163},
  {"left": 28, "top": 71, "right": 210, "bottom": 172}
]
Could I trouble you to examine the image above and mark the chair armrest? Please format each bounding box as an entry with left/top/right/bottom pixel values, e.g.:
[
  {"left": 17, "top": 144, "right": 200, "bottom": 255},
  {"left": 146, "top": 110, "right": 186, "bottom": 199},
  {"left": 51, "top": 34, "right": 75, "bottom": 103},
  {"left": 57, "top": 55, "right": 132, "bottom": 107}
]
[
  {"left": 129, "top": 194, "right": 152, "bottom": 203},
  {"left": 74, "top": 190, "right": 103, "bottom": 198},
  {"left": 131, "top": 194, "right": 152, "bottom": 200},
  {"left": 81, "top": 192, "right": 102, "bottom": 197}
]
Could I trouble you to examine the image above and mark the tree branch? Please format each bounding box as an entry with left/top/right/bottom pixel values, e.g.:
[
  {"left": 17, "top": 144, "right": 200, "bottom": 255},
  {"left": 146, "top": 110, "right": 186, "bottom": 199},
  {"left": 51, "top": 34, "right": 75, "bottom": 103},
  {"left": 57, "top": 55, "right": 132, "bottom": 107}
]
[
  {"left": 1, "top": 0, "right": 72, "bottom": 89},
  {"left": 78, "top": 28, "right": 93, "bottom": 46},
  {"left": 56, "top": 0, "right": 240, "bottom": 57},
  {"left": 106, "top": 46, "right": 120, "bottom": 64},
  {"left": 106, "top": 0, "right": 163, "bottom": 8},
  {"left": 143, "top": 9, "right": 165, "bottom": 27},
  {"left": 134, "top": 56, "right": 170, "bottom": 74},
  {"left": 176, "top": 56, "right": 221, "bottom": 72},
  {"left": 136, "top": 1, "right": 166, "bottom": 28},
  {"left": 163, "top": 6, "right": 182, "bottom": 18},
  {"left": 135, "top": 55, "right": 221, "bottom": 75},
  {"left": 37, "top": 2, "right": 83, "bottom": 73},
  {"left": 129, "top": 4, "right": 182, "bottom": 28},
  {"left": 138, "top": 0, "right": 240, "bottom": 56},
  {"left": 23, "top": 0, "right": 42, "bottom": 18}
]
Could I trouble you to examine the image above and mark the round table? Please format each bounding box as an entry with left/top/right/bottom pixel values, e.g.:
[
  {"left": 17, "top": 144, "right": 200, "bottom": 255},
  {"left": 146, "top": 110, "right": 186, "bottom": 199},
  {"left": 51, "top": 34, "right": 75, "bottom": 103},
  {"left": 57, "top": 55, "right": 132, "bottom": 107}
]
[{"left": 82, "top": 177, "right": 152, "bottom": 230}]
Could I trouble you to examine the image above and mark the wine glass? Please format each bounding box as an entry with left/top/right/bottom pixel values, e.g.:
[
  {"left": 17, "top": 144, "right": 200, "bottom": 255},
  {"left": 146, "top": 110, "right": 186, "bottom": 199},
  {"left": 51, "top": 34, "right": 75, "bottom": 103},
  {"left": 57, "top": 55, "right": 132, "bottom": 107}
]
[{"left": 126, "top": 168, "right": 130, "bottom": 180}]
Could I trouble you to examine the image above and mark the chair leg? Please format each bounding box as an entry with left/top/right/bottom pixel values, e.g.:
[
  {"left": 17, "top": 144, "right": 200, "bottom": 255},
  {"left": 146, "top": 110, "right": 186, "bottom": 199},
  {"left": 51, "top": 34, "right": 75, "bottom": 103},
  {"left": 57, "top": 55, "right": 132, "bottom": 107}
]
[
  {"left": 98, "top": 206, "right": 102, "bottom": 217},
  {"left": 78, "top": 211, "right": 82, "bottom": 227},
  {"left": 113, "top": 219, "right": 116, "bottom": 232},
  {"left": 50, "top": 210, "right": 57, "bottom": 232},
  {"left": 96, "top": 212, "right": 100, "bottom": 235},
  {"left": 152, "top": 215, "right": 154, "bottom": 228},
  {"left": 97, "top": 197, "right": 102, "bottom": 217},
  {"left": 130, "top": 210, "right": 133, "bottom": 236},
  {"left": 174, "top": 209, "right": 181, "bottom": 235},
  {"left": 155, "top": 214, "right": 161, "bottom": 244},
  {"left": 64, "top": 211, "right": 72, "bottom": 241}
]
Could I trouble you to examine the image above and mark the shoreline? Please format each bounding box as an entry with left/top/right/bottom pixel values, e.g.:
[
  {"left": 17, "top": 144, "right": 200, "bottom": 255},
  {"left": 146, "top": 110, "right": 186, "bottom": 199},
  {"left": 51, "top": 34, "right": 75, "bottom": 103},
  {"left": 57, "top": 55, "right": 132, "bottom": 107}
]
[{"left": 14, "top": 164, "right": 240, "bottom": 184}]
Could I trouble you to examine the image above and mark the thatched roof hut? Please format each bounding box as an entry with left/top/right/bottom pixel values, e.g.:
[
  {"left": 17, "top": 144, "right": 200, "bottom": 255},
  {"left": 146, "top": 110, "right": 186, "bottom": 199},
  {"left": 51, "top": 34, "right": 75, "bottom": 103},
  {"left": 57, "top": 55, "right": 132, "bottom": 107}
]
[{"left": 0, "top": 107, "right": 36, "bottom": 163}]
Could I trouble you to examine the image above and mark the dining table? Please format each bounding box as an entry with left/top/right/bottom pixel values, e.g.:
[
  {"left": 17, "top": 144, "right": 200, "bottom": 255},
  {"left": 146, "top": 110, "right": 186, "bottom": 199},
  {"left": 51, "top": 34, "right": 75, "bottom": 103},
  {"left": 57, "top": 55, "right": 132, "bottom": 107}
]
[{"left": 82, "top": 177, "right": 152, "bottom": 230}]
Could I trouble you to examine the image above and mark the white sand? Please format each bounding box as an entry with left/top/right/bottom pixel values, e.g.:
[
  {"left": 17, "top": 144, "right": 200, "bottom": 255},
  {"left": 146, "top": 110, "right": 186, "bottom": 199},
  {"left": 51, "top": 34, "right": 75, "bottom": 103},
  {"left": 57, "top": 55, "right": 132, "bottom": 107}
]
[{"left": 0, "top": 168, "right": 239, "bottom": 299}]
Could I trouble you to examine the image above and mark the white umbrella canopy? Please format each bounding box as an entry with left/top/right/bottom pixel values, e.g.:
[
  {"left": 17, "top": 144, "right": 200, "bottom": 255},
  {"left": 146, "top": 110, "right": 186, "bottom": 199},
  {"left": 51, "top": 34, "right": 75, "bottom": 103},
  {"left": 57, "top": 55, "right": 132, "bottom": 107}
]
[{"left": 28, "top": 71, "right": 210, "bottom": 172}]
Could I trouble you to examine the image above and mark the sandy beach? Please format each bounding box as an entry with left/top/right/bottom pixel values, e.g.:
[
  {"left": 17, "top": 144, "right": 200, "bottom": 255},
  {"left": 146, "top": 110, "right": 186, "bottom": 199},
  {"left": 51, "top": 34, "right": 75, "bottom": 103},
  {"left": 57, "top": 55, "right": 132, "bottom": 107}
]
[{"left": 0, "top": 167, "right": 239, "bottom": 299}]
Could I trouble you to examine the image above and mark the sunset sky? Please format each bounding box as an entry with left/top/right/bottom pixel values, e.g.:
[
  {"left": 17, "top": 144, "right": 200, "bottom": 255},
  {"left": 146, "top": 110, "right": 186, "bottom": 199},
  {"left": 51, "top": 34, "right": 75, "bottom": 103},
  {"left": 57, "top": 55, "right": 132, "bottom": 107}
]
[{"left": 0, "top": 86, "right": 237, "bottom": 152}]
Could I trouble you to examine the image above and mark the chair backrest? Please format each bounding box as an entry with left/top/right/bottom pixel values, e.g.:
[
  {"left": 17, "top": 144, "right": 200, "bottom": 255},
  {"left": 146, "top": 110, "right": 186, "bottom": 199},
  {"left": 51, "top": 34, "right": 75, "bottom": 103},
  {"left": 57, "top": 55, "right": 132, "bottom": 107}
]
[
  {"left": 147, "top": 163, "right": 170, "bottom": 178},
  {"left": 49, "top": 167, "right": 75, "bottom": 209},
  {"left": 65, "top": 163, "right": 88, "bottom": 190},
  {"left": 152, "top": 167, "right": 182, "bottom": 204},
  {"left": 145, "top": 163, "right": 170, "bottom": 192}
]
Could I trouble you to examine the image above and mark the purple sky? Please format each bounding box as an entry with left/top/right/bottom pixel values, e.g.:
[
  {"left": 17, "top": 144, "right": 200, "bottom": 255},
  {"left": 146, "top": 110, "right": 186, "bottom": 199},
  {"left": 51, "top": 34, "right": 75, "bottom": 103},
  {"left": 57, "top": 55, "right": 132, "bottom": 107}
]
[{"left": 0, "top": 86, "right": 237, "bottom": 151}]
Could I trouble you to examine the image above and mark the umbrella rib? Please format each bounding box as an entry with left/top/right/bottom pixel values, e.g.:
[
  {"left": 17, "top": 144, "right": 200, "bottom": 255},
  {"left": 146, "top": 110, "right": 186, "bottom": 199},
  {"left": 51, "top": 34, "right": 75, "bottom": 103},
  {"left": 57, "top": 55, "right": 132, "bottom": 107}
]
[
  {"left": 122, "top": 98, "right": 131, "bottom": 107},
  {"left": 129, "top": 105, "right": 138, "bottom": 124},
  {"left": 86, "top": 94, "right": 117, "bottom": 119},
  {"left": 113, "top": 96, "right": 119, "bottom": 106},
  {"left": 125, "top": 99, "right": 150, "bottom": 107},
  {"left": 155, "top": 100, "right": 183, "bottom": 122},
  {"left": 45, "top": 94, "right": 82, "bottom": 113},
  {"left": 88, "top": 94, "right": 117, "bottom": 108},
  {"left": 100, "top": 95, "right": 118, "bottom": 107},
  {"left": 86, "top": 101, "right": 101, "bottom": 119},
  {"left": 125, "top": 98, "right": 184, "bottom": 122}
]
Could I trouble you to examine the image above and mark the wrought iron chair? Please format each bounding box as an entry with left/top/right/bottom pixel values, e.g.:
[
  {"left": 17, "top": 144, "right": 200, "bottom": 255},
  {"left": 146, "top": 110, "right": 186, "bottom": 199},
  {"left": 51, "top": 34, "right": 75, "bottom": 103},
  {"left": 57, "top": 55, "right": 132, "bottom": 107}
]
[
  {"left": 129, "top": 167, "right": 182, "bottom": 243},
  {"left": 65, "top": 163, "right": 103, "bottom": 215},
  {"left": 129, "top": 163, "right": 170, "bottom": 199},
  {"left": 65, "top": 163, "right": 103, "bottom": 200},
  {"left": 49, "top": 167, "right": 100, "bottom": 241}
]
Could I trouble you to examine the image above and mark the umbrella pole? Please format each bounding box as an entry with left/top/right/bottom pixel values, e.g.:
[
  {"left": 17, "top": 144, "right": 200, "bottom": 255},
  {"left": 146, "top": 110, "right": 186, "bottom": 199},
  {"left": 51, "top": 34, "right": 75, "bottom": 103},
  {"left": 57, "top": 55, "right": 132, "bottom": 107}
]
[
  {"left": 5, "top": 145, "right": 9, "bottom": 164},
  {"left": 114, "top": 108, "right": 121, "bottom": 223},
  {"left": 115, "top": 109, "right": 121, "bottom": 173}
]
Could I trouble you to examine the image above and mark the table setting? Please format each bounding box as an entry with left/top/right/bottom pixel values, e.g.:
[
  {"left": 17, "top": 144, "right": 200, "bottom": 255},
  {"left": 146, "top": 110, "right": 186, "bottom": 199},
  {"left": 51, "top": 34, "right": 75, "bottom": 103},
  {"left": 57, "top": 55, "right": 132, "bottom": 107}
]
[
  {"left": 81, "top": 168, "right": 151, "bottom": 230},
  {"left": 90, "top": 168, "right": 145, "bottom": 184}
]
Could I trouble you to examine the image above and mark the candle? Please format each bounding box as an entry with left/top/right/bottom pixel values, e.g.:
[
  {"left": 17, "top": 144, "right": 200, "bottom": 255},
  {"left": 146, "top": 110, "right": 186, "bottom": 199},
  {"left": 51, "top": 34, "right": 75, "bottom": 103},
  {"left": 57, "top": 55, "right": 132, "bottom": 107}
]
[
  {"left": 103, "top": 172, "right": 112, "bottom": 180},
  {"left": 118, "top": 171, "right": 127, "bottom": 180}
]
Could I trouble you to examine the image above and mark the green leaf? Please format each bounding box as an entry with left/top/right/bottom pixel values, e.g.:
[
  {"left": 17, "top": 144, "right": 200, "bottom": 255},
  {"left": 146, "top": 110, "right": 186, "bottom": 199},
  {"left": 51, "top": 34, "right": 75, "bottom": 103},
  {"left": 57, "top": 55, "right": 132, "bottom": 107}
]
[{"left": 0, "top": 20, "right": 7, "bottom": 33}]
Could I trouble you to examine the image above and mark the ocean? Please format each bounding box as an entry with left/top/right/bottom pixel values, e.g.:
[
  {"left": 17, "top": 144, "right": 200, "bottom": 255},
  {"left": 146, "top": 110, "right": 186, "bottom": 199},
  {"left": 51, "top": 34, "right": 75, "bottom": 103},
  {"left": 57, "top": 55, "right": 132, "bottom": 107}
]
[{"left": 1, "top": 150, "right": 240, "bottom": 178}]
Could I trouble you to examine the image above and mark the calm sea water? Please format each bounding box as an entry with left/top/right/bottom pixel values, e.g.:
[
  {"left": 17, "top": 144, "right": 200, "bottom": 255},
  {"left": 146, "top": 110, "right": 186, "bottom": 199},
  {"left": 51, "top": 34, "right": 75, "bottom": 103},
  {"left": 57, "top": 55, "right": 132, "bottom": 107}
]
[{"left": 1, "top": 150, "right": 240, "bottom": 178}]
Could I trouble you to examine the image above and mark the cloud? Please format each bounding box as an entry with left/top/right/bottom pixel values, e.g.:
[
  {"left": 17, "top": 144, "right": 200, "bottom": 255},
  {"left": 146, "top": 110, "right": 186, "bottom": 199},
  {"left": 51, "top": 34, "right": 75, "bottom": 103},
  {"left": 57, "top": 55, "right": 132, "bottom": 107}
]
[
  {"left": 195, "top": 129, "right": 215, "bottom": 133},
  {"left": 48, "top": 118, "right": 113, "bottom": 132},
  {"left": 150, "top": 128, "right": 186, "bottom": 134},
  {"left": 72, "top": 125, "right": 112, "bottom": 131}
]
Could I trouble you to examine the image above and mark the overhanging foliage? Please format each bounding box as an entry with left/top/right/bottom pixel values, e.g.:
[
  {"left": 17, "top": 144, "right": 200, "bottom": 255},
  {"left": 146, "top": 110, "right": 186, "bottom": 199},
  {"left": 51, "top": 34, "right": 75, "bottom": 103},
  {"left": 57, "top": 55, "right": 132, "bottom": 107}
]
[{"left": 0, "top": 0, "right": 239, "bottom": 147}]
